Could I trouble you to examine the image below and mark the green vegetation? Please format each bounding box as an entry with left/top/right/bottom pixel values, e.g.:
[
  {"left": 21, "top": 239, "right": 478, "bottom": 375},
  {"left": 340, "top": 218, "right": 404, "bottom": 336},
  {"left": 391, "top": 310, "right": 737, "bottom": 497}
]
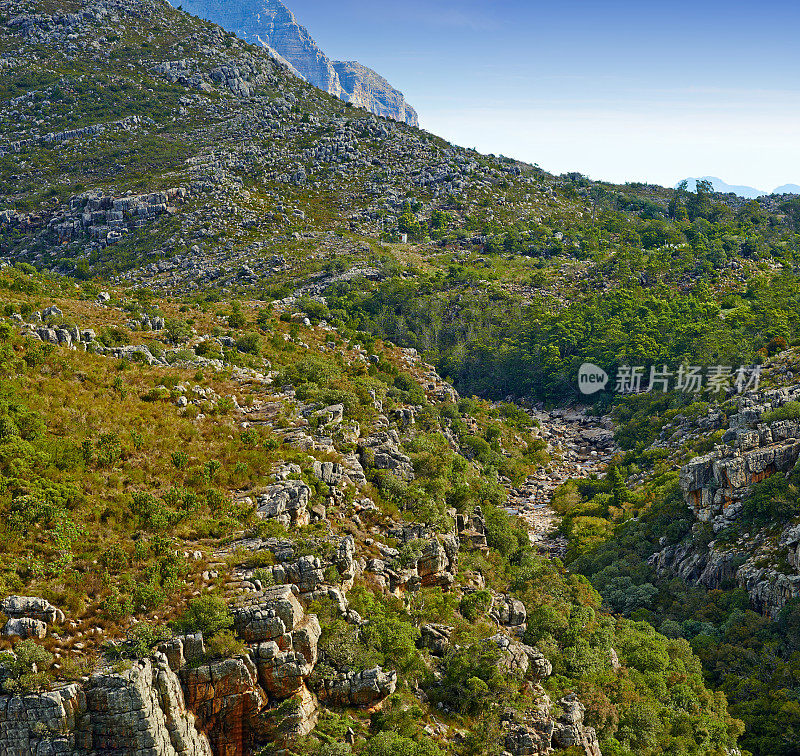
[{"left": 5, "top": 0, "right": 800, "bottom": 751}]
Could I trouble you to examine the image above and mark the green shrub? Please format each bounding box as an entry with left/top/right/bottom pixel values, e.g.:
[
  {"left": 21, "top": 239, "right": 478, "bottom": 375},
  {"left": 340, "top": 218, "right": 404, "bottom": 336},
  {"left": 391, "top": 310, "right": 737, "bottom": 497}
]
[
  {"left": 172, "top": 594, "right": 233, "bottom": 638},
  {"left": 763, "top": 401, "right": 800, "bottom": 424},
  {"left": 204, "top": 630, "right": 246, "bottom": 659},
  {"left": 164, "top": 318, "right": 192, "bottom": 344},
  {"left": 235, "top": 333, "right": 261, "bottom": 355},
  {"left": 111, "top": 622, "right": 172, "bottom": 659},
  {"left": 363, "top": 732, "right": 443, "bottom": 756},
  {"left": 459, "top": 589, "right": 492, "bottom": 622},
  {"left": 171, "top": 451, "right": 189, "bottom": 469},
  {"left": 0, "top": 639, "right": 54, "bottom": 693}
]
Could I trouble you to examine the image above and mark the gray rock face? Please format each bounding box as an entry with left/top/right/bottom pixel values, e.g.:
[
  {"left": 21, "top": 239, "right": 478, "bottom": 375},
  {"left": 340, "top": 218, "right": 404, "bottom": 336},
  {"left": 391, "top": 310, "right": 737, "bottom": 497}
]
[
  {"left": 366, "top": 533, "right": 458, "bottom": 593},
  {"left": 0, "top": 657, "right": 213, "bottom": 756},
  {"left": 178, "top": 0, "right": 418, "bottom": 125},
  {"left": 1, "top": 595, "right": 64, "bottom": 623},
  {"left": 2, "top": 616, "right": 47, "bottom": 639},
  {"left": 233, "top": 585, "right": 305, "bottom": 643},
  {"left": 311, "top": 457, "right": 365, "bottom": 487},
  {"left": 0, "top": 683, "right": 87, "bottom": 755},
  {"left": 490, "top": 634, "right": 532, "bottom": 677},
  {"left": 86, "top": 657, "right": 212, "bottom": 755},
  {"left": 552, "top": 693, "right": 602, "bottom": 756},
  {"left": 0, "top": 588, "right": 326, "bottom": 756},
  {"left": 457, "top": 505, "right": 488, "bottom": 550},
  {"left": 313, "top": 665, "right": 397, "bottom": 707},
  {"left": 332, "top": 60, "right": 418, "bottom": 126},
  {"left": 654, "top": 386, "right": 800, "bottom": 618},
  {"left": 256, "top": 479, "right": 311, "bottom": 526},
  {"left": 359, "top": 428, "right": 414, "bottom": 480}
]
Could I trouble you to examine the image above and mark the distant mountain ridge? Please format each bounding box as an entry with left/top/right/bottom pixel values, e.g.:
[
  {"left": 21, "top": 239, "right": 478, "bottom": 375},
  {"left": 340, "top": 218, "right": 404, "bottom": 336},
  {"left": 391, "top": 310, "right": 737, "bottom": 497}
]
[
  {"left": 178, "top": 0, "right": 419, "bottom": 126},
  {"left": 680, "top": 176, "right": 800, "bottom": 199}
]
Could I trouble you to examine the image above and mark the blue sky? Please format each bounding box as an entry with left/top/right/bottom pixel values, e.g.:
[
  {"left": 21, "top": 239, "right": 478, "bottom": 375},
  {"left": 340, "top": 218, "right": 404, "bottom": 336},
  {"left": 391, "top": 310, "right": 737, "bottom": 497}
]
[{"left": 285, "top": 0, "right": 800, "bottom": 190}]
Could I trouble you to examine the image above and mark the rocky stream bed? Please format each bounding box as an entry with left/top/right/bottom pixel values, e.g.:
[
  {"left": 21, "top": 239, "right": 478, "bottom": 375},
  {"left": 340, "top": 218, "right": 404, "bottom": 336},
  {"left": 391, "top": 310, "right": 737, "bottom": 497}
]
[{"left": 504, "top": 408, "right": 618, "bottom": 558}]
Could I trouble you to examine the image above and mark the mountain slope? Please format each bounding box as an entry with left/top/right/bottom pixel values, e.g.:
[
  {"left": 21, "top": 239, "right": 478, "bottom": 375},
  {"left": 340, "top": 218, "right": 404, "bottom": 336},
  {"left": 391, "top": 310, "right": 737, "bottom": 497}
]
[
  {"left": 178, "top": 0, "right": 419, "bottom": 126},
  {"left": 3, "top": 0, "right": 800, "bottom": 752}
]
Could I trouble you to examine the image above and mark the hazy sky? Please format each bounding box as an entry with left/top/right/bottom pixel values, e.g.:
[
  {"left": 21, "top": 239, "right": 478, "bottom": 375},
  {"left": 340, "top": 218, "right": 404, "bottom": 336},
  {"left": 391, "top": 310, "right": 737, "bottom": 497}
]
[{"left": 284, "top": 0, "right": 800, "bottom": 190}]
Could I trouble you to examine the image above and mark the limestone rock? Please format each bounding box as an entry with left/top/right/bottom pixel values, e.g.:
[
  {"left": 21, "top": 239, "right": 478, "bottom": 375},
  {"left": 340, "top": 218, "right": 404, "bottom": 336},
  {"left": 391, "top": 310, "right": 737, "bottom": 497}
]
[
  {"left": 256, "top": 479, "right": 310, "bottom": 527},
  {"left": 313, "top": 666, "right": 396, "bottom": 707},
  {"left": 179, "top": 0, "right": 418, "bottom": 125},
  {"left": 2, "top": 616, "right": 47, "bottom": 639},
  {"left": 1, "top": 595, "right": 65, "bottom": 624},
  {"left": 359, "top": 429, "right": 414, "bottom": 481}
]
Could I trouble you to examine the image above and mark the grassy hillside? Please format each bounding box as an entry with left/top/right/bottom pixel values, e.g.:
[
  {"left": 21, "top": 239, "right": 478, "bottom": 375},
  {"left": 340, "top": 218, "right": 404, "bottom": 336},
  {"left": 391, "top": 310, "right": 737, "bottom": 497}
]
[{"left": 5, "top": 0, "right": 800, "bottom": 753}]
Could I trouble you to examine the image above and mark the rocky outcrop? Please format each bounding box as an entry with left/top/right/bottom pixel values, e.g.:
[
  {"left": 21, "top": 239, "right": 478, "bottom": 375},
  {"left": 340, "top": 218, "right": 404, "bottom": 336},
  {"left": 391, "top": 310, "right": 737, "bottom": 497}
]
[
  {"left": 2, "top": 617, "right": 47, "bottom": 638},
  {"left": 255, "top": 479, "right": 311, "bottom": 527},
  {"left": 1, "top": 594, "right": 66, "bottom": 624},
  {"left": 332, "top": 61, "right": 418, "bottom": 126},
  {"left": 418, "top": 624, "right": 452, "bottom": 656},
  {"left": 178, "top": 0, "right": 418, "bottom": 125},
  {"left": 457, "top": 505, "right": 488, "bottom": 550},
  {"left": 1, "top": 595, "right": 64, "bottom": 638},
  {"left": 489, "top": 635, "right": 552, "bottom": 680},
  {"left": 0, "top": 586, "right": 329, "bottom": 756},
  {"left": 680, "top": 388, "right": 800, "bottom": 529},
  {"left": 359, "top": 428, "right": 414, "bottom": 480},
  {"left": 653, "top": 386, "right": 800, "bottom": 618},
  {"left": 0, "top": 682, "right": 88, "bottom": 755},
  {"left": 85, "top": 657, "right": 212, "bottom": 756},
  {"left": 313, "top": 666, "right": 397, "bottom": 707},
  {"left": 366, "top": 533, "right": 458, "bottom": 594},
  {"left": 490, "top": 593, "right": 528, "bottom": 633},
  {"left": 311, "top": 456, "right": 366, "bottom": 488},
  {"left": 234, "top": 536, "right": 358, "bottom": 607},
  {"left": 500, "top": 691, "right": 599, "bottom": 756},
  {"left": 232, "top": 585, "right": 305, "bottom": 644},
  {"left": 180, "top": 655, "right": 271, "bottom": 755},
  {"left": 552, "top": 693, "right": 602, "bottom": 756}
]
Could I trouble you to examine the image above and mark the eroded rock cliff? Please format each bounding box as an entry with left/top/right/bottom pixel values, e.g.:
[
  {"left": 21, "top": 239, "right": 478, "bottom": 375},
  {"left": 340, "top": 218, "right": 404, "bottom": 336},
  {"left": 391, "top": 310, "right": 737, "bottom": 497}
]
[
  {"left": 651, "top": 386, "right": 800, "bottom": 617},
  {"left": 178, "top": 0, "right": 418, "bottom": 125}
]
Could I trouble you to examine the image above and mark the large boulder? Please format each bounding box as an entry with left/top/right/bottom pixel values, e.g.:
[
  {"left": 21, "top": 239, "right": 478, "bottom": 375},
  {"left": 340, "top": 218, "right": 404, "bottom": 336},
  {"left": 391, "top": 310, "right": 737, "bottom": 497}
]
[
  {"left": 313, "top": 666, "right": 397, "bottom": 707},
  {"left": 490, "top": 593, "right": 528, "bottom": 631},
  {"left": 180, "top": 654, "right": 270, "bottom": 756},
  {"left": 418, "top": 624, "right": 452, "bottom": 656},
  {"left": 2, "top": 617, "right": 47, "bottom": 639},
  {"left": 1, "top": 595, "right": 65, "bottom": 624},
  {"left": 255, "top": 480, "right": 311, "bottom": 527},
  {"left": 233, "top": 586, "right": 305, "bottom": 644},
  {"left": 359, "top": 429, "right": 414, "bottom": 480}
]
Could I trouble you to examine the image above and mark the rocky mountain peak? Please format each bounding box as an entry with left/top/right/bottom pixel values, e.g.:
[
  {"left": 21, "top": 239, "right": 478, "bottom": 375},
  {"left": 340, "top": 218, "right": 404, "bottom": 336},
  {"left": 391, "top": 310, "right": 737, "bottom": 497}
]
[{"left": 178, "top": 0, "right": 419, "bottom": 126}]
